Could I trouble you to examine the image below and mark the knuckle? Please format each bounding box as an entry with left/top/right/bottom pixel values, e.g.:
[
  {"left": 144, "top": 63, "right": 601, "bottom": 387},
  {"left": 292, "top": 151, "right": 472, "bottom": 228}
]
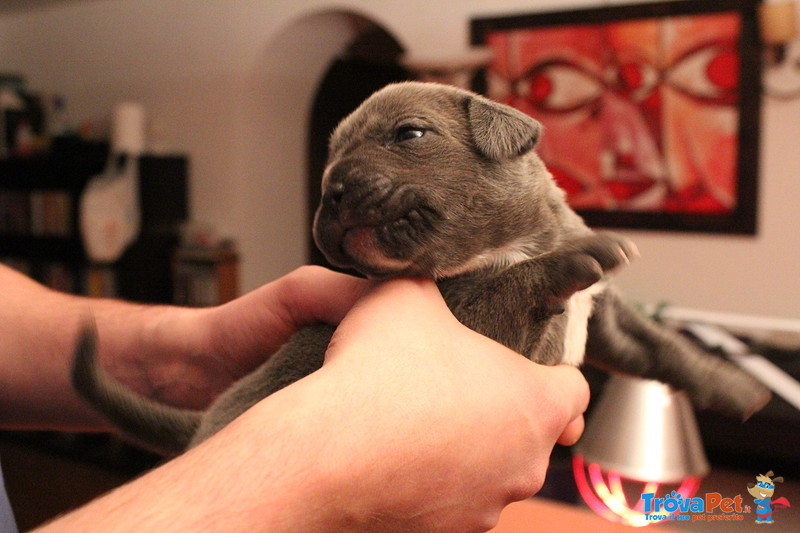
[
  {"left": 288, "top": 264, "right": 327, "bottom": 280},
  {"left": 508, "top": 470, "right": 546, "bottom": 503}
]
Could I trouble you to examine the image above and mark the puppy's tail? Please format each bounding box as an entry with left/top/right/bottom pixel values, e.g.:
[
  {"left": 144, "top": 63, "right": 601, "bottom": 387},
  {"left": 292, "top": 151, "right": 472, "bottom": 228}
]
[{"left": 72, "top": 317, "right": 201, "bottom": 455}]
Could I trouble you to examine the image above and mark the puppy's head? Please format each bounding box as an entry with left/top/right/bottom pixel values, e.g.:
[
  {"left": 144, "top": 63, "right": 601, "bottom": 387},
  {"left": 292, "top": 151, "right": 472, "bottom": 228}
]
[{"left": 313, "top": 81, "right": 556, "bottom": 279}]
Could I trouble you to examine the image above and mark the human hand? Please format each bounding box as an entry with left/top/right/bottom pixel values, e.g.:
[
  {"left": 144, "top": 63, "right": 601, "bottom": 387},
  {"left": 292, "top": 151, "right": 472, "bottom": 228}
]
[
  {"left": 321, "top": 278, "right": 589, "bottom": 531},
  {"left": 203, "top": 265, "right": 368, "bottom": 376},
  {"left": 44, "top": 276, "right": 588, "bottom": 532},
  {"left": 202, "top": 277, "right": 589, "bottom": 532},
  {"left": 103, "top": 266, "right": 368, "bottom": 410}
]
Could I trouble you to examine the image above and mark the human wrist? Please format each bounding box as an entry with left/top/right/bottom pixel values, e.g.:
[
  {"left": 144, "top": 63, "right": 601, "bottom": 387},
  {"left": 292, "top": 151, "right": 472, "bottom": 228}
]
[
  {"left": 33, "top": 400, "right": 351, "bottom": 533},
  {"left": 177, "top": 382, "right": 358, "bottom": 532},
  {"left": 89, "top": 301, "right": 216, "bottom": 409}
]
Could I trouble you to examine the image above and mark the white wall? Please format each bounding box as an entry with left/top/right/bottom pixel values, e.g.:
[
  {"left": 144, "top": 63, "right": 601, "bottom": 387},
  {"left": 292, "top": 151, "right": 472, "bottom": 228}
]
[{"left": 1, "top": 0, "right": 798, "bottom": 319}]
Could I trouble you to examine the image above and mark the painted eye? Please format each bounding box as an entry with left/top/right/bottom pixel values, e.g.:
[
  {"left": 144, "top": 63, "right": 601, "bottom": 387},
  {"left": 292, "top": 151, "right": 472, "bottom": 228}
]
[
  {"left": 667, "top": 41, "right": 739, "bottom": 105},
  {"left": 519, "top": 60, "right": 604, "bottom": 113},
  {"left": 394, "top": 126, "right": 426, "bottom": 143},
  {"left": 615, "top": 60, "right": 660, "bottom": 102}
]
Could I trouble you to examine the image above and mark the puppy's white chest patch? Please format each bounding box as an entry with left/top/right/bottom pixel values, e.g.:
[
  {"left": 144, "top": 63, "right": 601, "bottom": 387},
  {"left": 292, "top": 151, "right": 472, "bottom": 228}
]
[
  {"left": 450, "top": 244, "right": 605, "bottom": 366},
  {"left": 562, "top": 282, "right": 605, "bottom": 366}
]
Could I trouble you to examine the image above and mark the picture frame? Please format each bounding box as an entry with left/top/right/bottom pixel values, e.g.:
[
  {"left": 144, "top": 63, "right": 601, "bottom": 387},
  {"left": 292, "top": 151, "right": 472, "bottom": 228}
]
[{"left": 471, "top": 0, "right": 761, "bottom": 234}]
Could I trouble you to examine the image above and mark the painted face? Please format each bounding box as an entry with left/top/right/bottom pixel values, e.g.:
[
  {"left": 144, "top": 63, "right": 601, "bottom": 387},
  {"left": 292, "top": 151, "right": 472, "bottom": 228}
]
[{"left": 485, "top": 12, "right": 740, "bottom": 214}]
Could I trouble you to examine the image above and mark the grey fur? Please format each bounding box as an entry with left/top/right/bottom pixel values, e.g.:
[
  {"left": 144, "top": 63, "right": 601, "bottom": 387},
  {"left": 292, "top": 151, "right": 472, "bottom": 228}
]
[{"left": 72, "top": 82, "right": 770, "bottom": 456}]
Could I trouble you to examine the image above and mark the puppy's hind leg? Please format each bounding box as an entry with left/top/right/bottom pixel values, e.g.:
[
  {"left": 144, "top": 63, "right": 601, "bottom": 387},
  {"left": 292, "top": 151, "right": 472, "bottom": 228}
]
[{"left": 585, "top": 288, "right": 771, "bottom": 420}]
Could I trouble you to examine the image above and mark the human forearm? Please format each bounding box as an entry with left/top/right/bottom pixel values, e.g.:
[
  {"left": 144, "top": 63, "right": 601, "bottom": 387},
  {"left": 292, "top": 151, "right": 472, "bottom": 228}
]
[
  {"left": 0, "top": 265, "right": 101, "bottom": 429},
  {"left": 0, "top": 264, "right": 366, "bottom": 431},
  {"left": 27, "top": 278, "right": 587, "bottom": 533},
  {"left": 0, "top": 265, "right": 203, "bottom": 430},
  {"left": 32, "top": 373, "right": 351, "bottom": 533}
]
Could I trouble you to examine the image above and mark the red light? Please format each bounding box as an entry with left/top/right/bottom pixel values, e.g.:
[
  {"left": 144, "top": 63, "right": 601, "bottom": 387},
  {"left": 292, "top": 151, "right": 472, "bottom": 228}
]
[{"left": 573, "top": 455, "right": 703, "bottom": 527}]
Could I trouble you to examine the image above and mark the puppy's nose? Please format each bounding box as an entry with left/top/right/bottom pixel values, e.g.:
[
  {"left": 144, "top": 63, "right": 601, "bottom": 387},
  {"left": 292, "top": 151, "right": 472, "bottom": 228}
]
[{"left": 322, "top": 180, "right": 345, "bottom": 212}]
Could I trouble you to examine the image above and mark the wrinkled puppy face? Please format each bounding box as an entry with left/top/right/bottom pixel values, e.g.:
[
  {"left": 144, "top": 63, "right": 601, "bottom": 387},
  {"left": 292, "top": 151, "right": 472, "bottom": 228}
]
[{"left": 313, "top": 81, "right": 546, "bottom": 279}]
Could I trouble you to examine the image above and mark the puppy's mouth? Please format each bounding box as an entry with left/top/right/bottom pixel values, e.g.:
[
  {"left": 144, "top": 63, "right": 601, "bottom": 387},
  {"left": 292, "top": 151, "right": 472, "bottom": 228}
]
[
  {"left": 314, "top": 190, "right": 440, "bottom": 278},
  {"left": 340, "top": 226, "right": 413, "bottom": 277}
]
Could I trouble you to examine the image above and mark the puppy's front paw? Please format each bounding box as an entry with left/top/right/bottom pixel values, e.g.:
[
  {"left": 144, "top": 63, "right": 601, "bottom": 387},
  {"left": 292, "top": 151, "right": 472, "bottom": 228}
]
[
  {"left": 545, "top": 232, "right": 638, "bottom": 301},
  {"left": 565, "top": 232, "right": 639, "bottom": 273}
]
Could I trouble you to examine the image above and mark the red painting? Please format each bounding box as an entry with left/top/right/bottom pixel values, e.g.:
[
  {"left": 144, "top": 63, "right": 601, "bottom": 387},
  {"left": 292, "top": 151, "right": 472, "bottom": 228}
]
[{"left": 472, "top": 0, "right": 761, "bottom": 234}]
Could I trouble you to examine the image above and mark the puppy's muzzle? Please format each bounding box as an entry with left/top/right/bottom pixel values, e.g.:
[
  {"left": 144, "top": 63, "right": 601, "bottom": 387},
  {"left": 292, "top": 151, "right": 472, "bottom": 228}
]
[
  {"left": 314, "top": 160, "right": 440, "bottom": 276},
  {"left": 320, "top": 161, "right": 392, "bottom": 228}
]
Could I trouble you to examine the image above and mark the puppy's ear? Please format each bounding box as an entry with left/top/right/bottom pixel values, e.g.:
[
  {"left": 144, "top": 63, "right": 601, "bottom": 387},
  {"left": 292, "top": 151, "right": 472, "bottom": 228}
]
[{"left": 467, "top": 96, "right": 542, "bottom": 160}]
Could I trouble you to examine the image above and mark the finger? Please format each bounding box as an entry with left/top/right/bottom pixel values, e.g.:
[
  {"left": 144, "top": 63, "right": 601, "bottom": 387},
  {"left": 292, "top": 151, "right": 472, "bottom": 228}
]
[
  {"left": 553, "top": 365, "right": 590, "bottom": 416},
  {"left": 274, "top": 266, "right": 370, "bottom": 327},
  {"left": 557, "top": 415, "right": 585, "bottom": 446},
  {"left": 325, "top": 278, "right": 454, "bottom": 365},
  {"left": 233, "top": 266, "right": 367, "bottom": 337},
  {"left": 537, "top": 365, "right": 589, "bottom": 444},
  {"left": 350, "top": 277, "right": 444, "bottom": 315},
  {"left": 335, "top": 278, "right": 447, "bottom": 336},
  {"left": 209, "top": 266, "right": 368, "bottom": 371}
]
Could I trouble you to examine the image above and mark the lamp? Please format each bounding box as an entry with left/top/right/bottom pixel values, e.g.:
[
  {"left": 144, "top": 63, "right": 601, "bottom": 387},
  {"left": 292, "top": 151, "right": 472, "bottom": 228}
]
[
  {"left": 759, "top": 1, "right": 800, "bottom": 99},
  {"left": 760, "top": 0, "right": 797, "bottom": 64},
  {"left": 572, "top": 374, "right": 709, "bottom": 527},
  {"left": 401, "top": 46, "right": 494, "bottom": 89}
]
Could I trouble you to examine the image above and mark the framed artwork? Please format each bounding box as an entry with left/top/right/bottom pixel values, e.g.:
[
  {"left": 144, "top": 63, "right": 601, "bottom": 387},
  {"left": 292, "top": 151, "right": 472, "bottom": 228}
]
[{"left": 471, "top": 0, "right": 761, "bottom": 234}]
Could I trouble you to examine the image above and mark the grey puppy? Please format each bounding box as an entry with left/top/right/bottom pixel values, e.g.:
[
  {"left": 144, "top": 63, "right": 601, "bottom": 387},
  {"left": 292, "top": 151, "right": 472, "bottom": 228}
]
[{"left": 73, "top": 82, "right": 770, "bottom": 456}]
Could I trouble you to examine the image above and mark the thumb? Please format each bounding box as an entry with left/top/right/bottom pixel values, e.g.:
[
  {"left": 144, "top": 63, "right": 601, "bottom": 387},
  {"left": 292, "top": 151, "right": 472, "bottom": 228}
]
[
  {"left": 348, "top": 277, "right": 447, "bottom": 323},
  {"left": 540, "top": 365, "right": 589, "bottom": 445},
  {"left": 558, "top": 414, "right": 586, "bottom": 446},
  {"left": 326, "top": 278, "right": 451, "bottom": 359}
]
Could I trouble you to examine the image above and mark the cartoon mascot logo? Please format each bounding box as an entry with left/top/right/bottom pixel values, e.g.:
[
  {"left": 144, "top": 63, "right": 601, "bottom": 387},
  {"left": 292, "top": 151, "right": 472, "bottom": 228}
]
[{"left": 747, "top": 470, "right": 791, "bottom": 524}]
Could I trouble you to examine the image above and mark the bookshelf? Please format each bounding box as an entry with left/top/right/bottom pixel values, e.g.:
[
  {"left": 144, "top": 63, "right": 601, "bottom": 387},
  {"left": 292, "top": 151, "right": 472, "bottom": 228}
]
[
  {"left": 173, "top": 245, "right": 239, "bottom": 307},
  {"left": 0, "top": 138, "right": 106, "bottom": 293},
  {"left": 0, "top": 137, "right": 189, "bottom": 302}
]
